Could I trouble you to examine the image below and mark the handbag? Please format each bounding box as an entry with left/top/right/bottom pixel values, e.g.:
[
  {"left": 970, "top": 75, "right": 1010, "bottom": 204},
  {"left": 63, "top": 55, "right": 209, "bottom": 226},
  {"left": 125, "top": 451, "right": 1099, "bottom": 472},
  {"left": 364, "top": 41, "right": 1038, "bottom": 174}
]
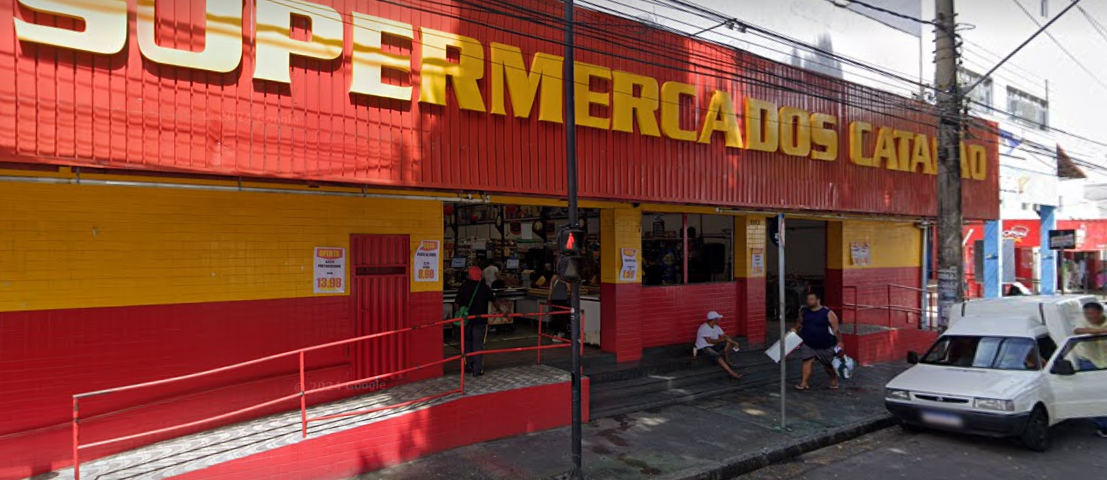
[{"left": 453, "top": 282, "right": 481, "bottom": 327}]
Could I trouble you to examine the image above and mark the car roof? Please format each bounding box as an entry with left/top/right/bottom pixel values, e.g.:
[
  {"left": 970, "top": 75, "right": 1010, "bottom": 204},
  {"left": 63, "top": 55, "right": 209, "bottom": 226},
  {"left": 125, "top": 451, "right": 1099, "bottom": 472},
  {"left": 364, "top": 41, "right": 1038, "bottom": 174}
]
[
  {"left": 944, "top": 315, "right": 1050, "bottom": 338},
  {"left": 960, "top": 295, "right": 1093, "bottom": 315},
  {"left": 955, "top": 295, "right": 1093, "bottom": 341}
]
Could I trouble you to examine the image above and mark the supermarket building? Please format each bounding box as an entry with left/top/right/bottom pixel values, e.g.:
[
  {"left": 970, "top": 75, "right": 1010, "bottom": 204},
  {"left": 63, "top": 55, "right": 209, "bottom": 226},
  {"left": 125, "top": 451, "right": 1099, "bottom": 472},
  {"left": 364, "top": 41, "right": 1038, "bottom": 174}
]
[{"left": 0, "top": 0, "right": 997, "bottom": 478}]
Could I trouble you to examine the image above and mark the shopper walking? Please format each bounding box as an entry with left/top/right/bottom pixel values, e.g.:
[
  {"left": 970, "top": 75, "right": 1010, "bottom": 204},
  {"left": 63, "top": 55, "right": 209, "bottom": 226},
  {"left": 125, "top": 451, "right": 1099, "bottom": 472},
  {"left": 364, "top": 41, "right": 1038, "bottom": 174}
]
[
  {"left": 455, "top": 266, "right": 496, "bottom": 376},
  {"left": 794, "top": 292, "right": 843, "bottom": 390}
]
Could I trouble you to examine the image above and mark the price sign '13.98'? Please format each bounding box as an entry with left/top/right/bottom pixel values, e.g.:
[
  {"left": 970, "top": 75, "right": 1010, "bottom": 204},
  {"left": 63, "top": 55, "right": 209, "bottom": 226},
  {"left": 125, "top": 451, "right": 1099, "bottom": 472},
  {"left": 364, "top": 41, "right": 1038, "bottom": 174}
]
[{"left": 314, "top": 247, "right": 347, "bottom": 294}]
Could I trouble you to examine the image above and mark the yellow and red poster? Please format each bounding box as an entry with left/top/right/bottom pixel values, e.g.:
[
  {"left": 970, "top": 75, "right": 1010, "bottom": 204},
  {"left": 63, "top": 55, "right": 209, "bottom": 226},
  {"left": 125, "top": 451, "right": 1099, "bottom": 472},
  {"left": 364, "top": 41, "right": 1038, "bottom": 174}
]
[
  {"left": 414, "top": 240, "right": 441, "bottom": 282},
  {"left": 750, "top": 248, "right": 765, "bottom": 277},
  {"left": 313, "top": 247, "right": 346, "bottom": 294},
  {"left": 620, "top": 248, "right": 639, "bottom": 281}
]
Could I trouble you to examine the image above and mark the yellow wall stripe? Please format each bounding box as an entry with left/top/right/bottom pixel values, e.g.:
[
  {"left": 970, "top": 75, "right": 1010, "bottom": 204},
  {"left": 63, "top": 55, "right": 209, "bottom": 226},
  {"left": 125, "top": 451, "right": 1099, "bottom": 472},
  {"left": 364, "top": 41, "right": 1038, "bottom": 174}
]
[{"left": 0, "top": 182, "right": 442, "bottom": 312}]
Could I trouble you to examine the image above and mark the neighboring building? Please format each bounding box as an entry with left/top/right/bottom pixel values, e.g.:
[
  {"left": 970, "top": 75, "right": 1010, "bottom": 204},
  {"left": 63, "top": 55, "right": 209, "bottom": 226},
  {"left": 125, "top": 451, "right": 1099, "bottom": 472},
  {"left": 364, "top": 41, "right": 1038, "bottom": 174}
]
[
  {"left": 934, "top": 0, "right": 1107, "bottom": 296},
  {"left": 0, "top": 1, "right": 998, "bottom": 478}
]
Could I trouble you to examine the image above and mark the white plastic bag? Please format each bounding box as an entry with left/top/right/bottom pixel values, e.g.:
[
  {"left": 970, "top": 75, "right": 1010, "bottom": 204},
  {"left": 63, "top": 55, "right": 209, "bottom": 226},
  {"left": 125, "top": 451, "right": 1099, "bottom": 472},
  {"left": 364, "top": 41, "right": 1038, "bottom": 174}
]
[
  {"left": 833, "top": 354, "right": 856, "bottom": 379},
  {"left": 765, "top": 331, "right": 803, "bottom": 363}
]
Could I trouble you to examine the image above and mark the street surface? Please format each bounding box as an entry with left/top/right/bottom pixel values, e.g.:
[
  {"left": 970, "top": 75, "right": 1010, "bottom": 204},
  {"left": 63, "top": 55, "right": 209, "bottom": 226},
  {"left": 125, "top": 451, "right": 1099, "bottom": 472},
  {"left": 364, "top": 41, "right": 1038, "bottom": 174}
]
[{"left": 739, "top": 420, "right": 1106, "bottom": 480}]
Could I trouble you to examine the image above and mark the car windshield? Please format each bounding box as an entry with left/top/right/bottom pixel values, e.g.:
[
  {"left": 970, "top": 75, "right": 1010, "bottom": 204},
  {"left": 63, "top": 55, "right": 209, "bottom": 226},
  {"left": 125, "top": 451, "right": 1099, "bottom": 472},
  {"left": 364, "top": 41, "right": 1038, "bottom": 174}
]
[{"left": 922, "top": 336, "right": 1040, "bottom": 371}]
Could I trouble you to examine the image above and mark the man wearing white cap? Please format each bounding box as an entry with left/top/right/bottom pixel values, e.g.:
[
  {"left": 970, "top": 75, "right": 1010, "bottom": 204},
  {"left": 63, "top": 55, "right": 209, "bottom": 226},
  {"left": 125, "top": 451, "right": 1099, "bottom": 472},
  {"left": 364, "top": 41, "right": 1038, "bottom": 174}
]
[{"left": 696, "top": 311, "right": 743, "bottom": 379}]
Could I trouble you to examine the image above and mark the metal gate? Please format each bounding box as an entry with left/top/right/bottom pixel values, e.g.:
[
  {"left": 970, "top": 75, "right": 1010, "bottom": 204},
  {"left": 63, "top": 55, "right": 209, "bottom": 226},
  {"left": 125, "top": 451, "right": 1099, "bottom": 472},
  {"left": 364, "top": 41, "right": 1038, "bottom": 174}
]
[{"left": 350, "top": 235, "right": 410, "bottom": 384}]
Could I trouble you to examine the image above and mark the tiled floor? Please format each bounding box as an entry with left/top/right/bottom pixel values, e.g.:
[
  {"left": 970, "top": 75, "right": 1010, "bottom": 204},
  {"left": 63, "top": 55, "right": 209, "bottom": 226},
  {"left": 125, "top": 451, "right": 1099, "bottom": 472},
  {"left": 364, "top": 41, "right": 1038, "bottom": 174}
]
[{"left": 36, "top": 365, "right": 569, "bottom": 480}]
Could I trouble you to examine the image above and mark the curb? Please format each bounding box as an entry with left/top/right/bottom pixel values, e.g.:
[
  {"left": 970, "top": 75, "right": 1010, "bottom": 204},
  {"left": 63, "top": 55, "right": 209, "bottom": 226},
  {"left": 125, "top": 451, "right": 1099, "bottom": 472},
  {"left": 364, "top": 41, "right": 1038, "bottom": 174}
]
[{"left": 654, "top": 414, "right": 898, "bottom": 480}]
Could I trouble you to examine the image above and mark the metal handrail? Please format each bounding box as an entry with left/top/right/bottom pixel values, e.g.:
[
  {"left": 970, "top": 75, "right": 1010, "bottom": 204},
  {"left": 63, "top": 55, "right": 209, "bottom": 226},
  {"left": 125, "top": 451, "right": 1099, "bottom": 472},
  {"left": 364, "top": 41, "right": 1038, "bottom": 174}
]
[{"left": 71, "top": 308, "right": 578, "bottom": 480}]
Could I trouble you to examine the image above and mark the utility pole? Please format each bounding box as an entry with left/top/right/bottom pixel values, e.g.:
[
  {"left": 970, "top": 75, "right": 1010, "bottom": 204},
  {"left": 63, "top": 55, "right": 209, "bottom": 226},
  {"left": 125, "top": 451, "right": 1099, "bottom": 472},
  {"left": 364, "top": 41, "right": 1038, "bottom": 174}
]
[
  {"left": 934, "top": 0, "right": 962, "bottom": 330},
  {"left": 563, "top": 1, "right": 584, "bottom": 479}
]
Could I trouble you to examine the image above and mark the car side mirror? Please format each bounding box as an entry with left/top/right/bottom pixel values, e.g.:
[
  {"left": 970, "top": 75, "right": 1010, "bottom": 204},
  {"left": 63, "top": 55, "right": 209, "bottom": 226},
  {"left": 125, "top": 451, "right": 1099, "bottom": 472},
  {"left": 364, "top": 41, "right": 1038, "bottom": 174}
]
[
  {"left": 907, "top": 351, "right": 920, "bottom": 365},
  {"left": 1051, "top": 359, "right": 1077, "bottom": 376}
]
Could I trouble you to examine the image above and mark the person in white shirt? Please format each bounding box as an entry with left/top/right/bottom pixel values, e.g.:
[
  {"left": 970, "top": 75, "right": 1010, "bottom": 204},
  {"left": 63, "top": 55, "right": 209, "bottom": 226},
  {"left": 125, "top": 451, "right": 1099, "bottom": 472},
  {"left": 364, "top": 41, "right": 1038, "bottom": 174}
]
[
  {"left": 1077, "top": 302, "right": 1107, "bottom": 438},
  {"left": 696, "top": 311, "right": 742, "bottom": 380},
  {"left": 482, "top": 264, "right": 501, "bottom": 288}
]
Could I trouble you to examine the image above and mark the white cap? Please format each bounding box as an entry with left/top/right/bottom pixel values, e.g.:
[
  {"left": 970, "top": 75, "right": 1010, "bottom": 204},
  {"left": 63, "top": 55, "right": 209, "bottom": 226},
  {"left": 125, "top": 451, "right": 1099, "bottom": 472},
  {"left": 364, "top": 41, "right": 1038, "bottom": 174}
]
[{"left": 706, "top": 311, "right": 723, "bottom": 321}]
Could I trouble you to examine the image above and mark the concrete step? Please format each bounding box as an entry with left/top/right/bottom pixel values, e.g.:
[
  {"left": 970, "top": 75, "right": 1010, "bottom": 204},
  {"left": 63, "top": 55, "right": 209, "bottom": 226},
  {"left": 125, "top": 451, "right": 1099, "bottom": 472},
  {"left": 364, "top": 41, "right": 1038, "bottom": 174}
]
[{"left": 589, "top": 357, "right": 803, "bottom": 419}]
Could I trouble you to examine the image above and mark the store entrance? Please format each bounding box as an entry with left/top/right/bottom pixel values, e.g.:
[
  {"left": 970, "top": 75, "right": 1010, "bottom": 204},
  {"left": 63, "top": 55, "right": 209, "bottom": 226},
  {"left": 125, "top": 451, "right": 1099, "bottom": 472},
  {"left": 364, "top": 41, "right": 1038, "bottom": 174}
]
[
  {"left": 441, "top": 202, "right": 603, "bottom": 371},
  {"left": 766, "top": 219, "right": 827, "bottom": 322}
]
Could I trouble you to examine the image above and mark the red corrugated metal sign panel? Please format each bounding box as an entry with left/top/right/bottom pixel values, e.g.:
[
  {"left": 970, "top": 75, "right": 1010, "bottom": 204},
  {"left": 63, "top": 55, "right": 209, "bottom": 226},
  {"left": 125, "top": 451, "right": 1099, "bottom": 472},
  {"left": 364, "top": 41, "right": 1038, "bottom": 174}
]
[{"left": 0, "top": 0, "right": 998, "bottom": 219}]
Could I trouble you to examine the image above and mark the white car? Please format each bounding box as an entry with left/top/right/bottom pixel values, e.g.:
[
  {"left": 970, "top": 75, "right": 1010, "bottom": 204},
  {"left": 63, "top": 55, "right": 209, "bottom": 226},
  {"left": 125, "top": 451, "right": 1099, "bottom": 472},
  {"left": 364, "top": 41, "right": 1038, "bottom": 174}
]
[{"left": 884, "top": 295, "right": 1107, "bottom": 451}]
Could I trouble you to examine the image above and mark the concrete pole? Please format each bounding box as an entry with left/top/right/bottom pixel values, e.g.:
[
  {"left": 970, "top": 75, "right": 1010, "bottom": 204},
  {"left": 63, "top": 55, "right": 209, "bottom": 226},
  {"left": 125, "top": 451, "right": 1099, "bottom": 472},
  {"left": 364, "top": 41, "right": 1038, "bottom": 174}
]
[{"left": 935, "top": 0, "right": 963, "bottom": 328}]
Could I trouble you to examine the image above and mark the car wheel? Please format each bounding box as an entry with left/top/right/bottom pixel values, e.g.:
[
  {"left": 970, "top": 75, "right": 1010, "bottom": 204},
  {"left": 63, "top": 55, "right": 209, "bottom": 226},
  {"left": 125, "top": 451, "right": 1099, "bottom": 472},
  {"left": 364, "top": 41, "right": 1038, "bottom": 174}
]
[{"left": 1020, "top": 406, "right": 1051, "bottom": 452}]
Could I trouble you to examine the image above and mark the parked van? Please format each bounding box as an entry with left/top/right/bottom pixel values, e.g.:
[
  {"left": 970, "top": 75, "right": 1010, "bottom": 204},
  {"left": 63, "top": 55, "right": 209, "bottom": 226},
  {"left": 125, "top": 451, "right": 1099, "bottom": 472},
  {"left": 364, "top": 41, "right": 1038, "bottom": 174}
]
[{"left": 884, "top": 295, "right": 1107, "bottom": 451}]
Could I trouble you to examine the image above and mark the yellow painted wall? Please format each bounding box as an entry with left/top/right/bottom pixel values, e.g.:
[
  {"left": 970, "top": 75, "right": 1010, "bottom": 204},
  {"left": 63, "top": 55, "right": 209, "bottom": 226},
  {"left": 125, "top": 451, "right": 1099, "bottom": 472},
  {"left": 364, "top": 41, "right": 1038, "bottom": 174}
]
[
  {"left": 828, "top": 220, "right": 921, "bottom": 270},
  {"left": 600, "top": 208, "right": 642, "bottom": 284},
  {"left": 0, "top": 182, "right": 442, "bottom": 312}
]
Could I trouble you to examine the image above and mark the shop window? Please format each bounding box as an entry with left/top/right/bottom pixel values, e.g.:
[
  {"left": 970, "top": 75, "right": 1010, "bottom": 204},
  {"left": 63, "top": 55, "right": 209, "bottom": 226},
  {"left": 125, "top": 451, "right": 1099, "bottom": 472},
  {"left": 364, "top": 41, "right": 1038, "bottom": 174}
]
[{"left": 642, "top": 213, "right": 733, "bottom": 286}]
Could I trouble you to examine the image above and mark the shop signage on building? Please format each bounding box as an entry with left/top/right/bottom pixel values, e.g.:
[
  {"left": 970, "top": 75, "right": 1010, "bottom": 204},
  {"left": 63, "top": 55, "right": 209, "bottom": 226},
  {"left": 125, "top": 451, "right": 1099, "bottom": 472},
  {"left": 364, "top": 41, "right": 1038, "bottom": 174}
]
[
  {"left": 1003, "top": 225, "right": 1031, "bottom": 243},
  {"left": 1049, "top": 230, "right": 1077, "bottom": 250},
  {"left": 3, "top": 0, "right": 1000, "bottom": 218},
  {"left": 10, "top": 0, "right": 990, "bottom": 180}
]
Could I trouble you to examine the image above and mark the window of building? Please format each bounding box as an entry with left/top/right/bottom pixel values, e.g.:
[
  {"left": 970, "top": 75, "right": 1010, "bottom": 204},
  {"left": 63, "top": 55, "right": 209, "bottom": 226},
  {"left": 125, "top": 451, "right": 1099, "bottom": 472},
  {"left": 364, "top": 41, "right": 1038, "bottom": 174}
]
[
  {"left": 959, "top": 69, "right": 992, "bottom": 112},
  {"left": 641, "top": 213, "right": 733, "bottom": 286},
  {"left": 1041, "top": 0, "right": 1049, "bottom": 18},
  {"left": 1007, "top": 87, "right": 1049, "bottom": 128}
]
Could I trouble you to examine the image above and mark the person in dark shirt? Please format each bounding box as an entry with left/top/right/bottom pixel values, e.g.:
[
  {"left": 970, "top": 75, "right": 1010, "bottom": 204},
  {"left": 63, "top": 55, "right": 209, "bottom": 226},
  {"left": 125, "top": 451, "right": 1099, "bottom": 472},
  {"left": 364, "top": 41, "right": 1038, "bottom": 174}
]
[
  {"left": 455, "top": 266, "right": 495, "bottom": 376},
  {"left": 793, "top": 292, "right": 843, "bottom": 390}
]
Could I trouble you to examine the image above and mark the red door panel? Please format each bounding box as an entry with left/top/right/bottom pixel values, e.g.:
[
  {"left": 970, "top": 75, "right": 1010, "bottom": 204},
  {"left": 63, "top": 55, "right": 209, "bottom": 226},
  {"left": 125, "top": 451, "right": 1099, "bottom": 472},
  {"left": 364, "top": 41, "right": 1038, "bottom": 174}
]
[{"left": 350, "top": 235, "right": 410, "bottom": 384}]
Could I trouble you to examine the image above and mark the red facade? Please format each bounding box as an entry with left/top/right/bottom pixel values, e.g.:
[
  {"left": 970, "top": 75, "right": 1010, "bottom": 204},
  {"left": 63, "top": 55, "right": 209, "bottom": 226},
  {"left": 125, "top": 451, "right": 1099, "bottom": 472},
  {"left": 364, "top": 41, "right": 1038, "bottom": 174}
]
[
  {"left": 964, "top": 219, "right": 1107, "bottom": 251},
  {"left": 0, "top": 0, "right": 999, "bottom": 218}
]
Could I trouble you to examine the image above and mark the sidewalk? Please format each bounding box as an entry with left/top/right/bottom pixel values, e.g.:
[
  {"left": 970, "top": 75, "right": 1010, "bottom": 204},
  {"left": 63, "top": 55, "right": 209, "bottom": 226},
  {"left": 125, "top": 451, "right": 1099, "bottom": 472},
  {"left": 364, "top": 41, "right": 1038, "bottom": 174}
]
[{"left": 351, "top": 361, "right": 909, "bottom": 480}]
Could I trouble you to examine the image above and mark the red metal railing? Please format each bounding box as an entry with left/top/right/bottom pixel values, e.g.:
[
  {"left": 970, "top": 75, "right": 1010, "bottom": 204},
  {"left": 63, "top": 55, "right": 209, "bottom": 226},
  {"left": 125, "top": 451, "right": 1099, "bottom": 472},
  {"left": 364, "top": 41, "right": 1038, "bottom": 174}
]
[
  {"left": 841, "top": 283, "right": 926, "bottom": 329},
  {"left": 839, "top": 283, "right": 927, "bottom": 354},
  {"left": 71, "top": 309, "right": 579, "bottom": 480}
]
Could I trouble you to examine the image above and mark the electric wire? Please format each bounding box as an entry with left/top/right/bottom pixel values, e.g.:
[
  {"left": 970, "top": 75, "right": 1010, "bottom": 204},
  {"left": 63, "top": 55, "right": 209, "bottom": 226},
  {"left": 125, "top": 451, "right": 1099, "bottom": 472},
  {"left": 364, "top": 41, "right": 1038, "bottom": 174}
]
[{"left": 1008, "top": 0, "right": 1107, "bottom": 94}]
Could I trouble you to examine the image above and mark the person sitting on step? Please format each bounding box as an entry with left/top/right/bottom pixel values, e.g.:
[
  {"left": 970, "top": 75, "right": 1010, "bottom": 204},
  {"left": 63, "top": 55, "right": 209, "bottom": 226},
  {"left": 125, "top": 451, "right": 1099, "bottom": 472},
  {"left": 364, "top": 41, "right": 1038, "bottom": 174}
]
[{"left": 695, "top": 311, "right": 742, "bottom": 380}]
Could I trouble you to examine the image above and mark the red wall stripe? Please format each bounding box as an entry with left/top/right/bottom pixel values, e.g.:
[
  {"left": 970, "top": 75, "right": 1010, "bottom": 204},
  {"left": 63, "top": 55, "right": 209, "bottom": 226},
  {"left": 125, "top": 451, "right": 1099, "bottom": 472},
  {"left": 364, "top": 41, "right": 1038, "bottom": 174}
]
[{"left": 0, "top": 292, "right": 443, "bottom": 480}]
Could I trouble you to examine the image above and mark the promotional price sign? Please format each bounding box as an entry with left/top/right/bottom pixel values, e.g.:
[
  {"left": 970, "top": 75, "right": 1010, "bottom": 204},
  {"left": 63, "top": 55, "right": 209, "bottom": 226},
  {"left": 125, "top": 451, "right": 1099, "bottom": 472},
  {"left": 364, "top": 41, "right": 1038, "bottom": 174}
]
[
  {"left": 750, "top": 248, "right": 765, "bottom": 277},
  {"left": 313, "top": 247, "right": 346, "bottom": 294},
  {"left": 414, "top": 240, "right": 441, "bottom": 282},
  {"left": 620, "top": 247, "right": 639, "bottom": 281},
  {"left": 850, "top": 241, "right": 871, "bottom": 266}
]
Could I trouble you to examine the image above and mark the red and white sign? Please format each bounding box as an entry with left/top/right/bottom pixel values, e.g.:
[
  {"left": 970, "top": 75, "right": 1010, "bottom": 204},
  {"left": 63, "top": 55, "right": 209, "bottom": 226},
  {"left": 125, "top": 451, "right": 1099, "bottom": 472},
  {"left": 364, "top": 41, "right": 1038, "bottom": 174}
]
[{"left": 313, "top": 247, "right": 346, "bottom": 294}]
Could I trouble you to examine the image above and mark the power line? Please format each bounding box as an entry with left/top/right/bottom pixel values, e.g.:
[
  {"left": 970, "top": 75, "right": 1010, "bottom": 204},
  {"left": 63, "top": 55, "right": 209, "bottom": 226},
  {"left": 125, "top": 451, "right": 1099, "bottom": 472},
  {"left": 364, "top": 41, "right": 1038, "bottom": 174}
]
[
  {"left": 963, "top": 39, "right": 1047, "bottom": 85},
  {"left": 1076, "top": 4, "right": 1107, "bottom": 46},
  {"left": 579, "top": 0, "right": 922, "bottom": 97},
  {"left": 825, "top": 0, "right": 936, "bottom": 27},
  {"left": 964, "top": 0, "right": 1085, "bottom": 95},
  {"left": 467, "top": 0, "right": 942, "bottom": 121},
  {"left": 645, "top": 0, "right": 1107, "bottom": 154},
  {"left": 646, "top": 0, "right": 937, "bottom": 92},
  {"left": 1004, "top": 0, "right": 1107, "bottom": 93}
]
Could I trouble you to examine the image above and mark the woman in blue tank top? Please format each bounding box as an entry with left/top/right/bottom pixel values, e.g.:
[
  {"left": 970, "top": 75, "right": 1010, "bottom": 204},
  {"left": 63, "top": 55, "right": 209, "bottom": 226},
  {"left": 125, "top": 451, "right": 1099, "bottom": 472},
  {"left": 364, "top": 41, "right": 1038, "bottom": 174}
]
[{"left": 794, "top": 292, "right": 843, "bottom": 390}]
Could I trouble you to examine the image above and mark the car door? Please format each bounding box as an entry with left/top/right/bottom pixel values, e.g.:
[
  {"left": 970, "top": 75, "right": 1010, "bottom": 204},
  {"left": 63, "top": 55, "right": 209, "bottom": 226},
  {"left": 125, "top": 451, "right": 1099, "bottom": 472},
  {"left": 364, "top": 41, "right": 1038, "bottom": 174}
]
[{"left": 1047, "top": 334, "right": 1107, "bottom": 421}]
